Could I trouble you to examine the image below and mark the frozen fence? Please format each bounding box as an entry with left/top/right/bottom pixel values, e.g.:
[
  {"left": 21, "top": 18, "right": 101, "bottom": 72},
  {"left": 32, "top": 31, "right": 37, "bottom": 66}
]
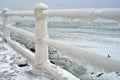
[
  {"left": 43, "top": 9, "right": 120, "bottom": 21},
  {"left": 0, "top": 3, "right": 120, "bottom": 80},
  {"left": 5, "top": 11, "right": 34, "bottom": 17}
]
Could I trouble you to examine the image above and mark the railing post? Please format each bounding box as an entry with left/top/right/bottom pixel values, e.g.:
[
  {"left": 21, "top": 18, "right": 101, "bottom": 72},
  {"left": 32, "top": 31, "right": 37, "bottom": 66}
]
[
  {"left": 34, "top": 3, "right": 49, "bottom": 68},
  {"left": 2, "top": 8, "right": 10, "bottom": 41}
]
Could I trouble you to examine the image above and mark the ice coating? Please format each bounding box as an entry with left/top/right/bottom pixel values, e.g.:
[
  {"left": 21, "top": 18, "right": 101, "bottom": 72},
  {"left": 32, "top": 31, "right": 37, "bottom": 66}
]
[
  {"left": 0, "top": 3, "right": 120, "bottom": 80},
  {"left": 44, "top": 38, "right": 120, "bottom": 73},
  {"left": 43, "top": 9, "right": 120, "bottom": 21},
  {"left": 1, "top": 8, "right": 120, "bottom": 22}
]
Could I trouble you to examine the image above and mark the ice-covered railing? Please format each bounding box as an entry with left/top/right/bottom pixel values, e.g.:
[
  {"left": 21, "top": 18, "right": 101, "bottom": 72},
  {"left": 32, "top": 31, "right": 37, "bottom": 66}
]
[
  {"left": 0, "top": 3, "right": 120, "bottom": 80},
  {"left": 43, "top": 9, "right": 120, "bottom": 21}
]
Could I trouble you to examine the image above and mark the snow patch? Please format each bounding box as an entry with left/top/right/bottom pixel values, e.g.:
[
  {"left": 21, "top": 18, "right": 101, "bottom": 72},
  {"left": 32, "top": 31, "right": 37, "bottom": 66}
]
[{"left": 0, "top": 37, "right": 57, "bottom": 80}]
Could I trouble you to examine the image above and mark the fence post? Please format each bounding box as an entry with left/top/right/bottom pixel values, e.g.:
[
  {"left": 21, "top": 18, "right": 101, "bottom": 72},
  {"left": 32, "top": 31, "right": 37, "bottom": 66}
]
[
  {"left": 2, "top": 8, "right": 10, "bottom": 41},
  {"left": 34, "top": 3, "right": 49, "bottom": 69}
]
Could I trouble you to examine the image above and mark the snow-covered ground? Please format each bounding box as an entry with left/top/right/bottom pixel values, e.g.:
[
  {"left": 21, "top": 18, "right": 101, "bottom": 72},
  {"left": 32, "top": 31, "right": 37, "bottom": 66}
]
[{"left": 0, "top": 37, "right": 57, "bottom": 80}]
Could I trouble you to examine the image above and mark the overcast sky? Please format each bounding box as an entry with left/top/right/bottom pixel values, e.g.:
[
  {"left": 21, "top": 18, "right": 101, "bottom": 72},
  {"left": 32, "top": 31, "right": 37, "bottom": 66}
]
[{"left": 0, "top": 0, "right": 120, "bottom": 10}]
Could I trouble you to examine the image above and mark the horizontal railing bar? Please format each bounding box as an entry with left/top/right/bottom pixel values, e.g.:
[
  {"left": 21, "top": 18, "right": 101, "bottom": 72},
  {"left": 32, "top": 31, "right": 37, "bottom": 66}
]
[
  {"left": 43, "top": 9, "right": 120, "bottom": 21},
  {"left": 6, "top": 25, "right": 35, "bottom": 41},
  {"left": 5, "top": 11, "right": 34, "bottom": 17},
  {"left": 7, "top": 38, "right": 35, "bottom": 64},
  {"left": 43, "top": 62, "right": 80, "bottom": 80},
  {"left": 1, "top": 9, "right": 120, "bottom": 20},
  {"left": 44, "top": 38, "right": 120, "bottom": 72}
]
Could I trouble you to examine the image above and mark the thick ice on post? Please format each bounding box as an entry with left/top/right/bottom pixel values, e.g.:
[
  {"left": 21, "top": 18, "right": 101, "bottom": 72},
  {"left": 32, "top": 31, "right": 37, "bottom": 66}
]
[
  {"left": 2, "top": 8, "right": 10, "bottom": 41},
  {"left": 34, "top": 3, "right": 49, "bottom": 68}
]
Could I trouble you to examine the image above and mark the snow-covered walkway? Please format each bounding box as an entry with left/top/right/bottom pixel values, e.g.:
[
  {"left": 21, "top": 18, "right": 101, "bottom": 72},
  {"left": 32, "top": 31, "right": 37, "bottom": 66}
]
[{"left": 0, "top": 37, "right": 57, "bottom": 80}]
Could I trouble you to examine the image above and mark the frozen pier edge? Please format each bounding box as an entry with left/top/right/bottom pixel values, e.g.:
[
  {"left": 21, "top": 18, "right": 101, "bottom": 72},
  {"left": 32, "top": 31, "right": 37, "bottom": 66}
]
[{"left": 0, "top": 3, "right": 120, "bottom": 80}]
